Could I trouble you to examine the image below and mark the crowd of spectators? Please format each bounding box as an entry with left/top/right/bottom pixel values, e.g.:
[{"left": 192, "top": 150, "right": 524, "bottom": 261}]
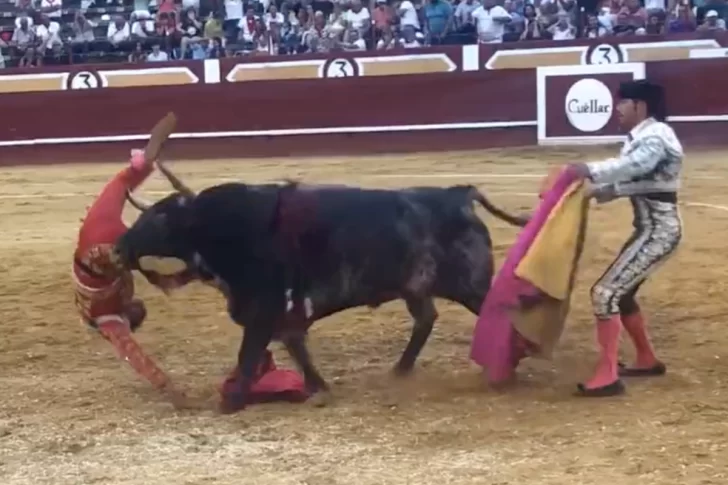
[{"left": 0, "top": 0, "right": 725, "bottom": 68}]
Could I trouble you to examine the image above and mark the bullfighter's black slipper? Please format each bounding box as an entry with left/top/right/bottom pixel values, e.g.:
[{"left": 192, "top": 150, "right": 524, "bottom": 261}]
[
  {"left": 574, "top": 380, "right": 626, "bottom": 397},
  {"left": 618, "top": 361, "right": 667, "bottom": 377}
]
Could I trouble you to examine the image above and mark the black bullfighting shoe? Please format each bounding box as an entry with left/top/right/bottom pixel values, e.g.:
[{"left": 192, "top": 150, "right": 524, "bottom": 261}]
[
  {"left": 575, "top": 379, "right": 626, "bottom": 397},
  {"left": 618, "top": 361, "right": 667, "bottom": 377}
]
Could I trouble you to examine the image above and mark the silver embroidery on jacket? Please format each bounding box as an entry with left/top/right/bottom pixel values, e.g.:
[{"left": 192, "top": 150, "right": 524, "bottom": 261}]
[{"left": 586, "top": 118, "right": 682, "bottom": 197}]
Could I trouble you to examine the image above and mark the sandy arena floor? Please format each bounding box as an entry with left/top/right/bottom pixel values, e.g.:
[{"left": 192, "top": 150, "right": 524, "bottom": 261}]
[{"left": 1, "top": 147, "right": 728, "bottom": 485}]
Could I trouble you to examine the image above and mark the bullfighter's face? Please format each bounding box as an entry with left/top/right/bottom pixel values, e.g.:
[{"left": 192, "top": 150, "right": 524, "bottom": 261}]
[
  {"left": 616, "top": 98, "right": 645, "bottom": 132},
  {"left": 115, "top": 192, "right": 199, "bottom": 292}
]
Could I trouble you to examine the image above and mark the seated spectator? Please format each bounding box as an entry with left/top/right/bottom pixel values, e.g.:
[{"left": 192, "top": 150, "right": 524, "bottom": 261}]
[
  {"left": 39, "top": 0, "right": 63, "bottom": 21},
  {"left": 326, "top": 2, "right": 347, "bottom": 38},
  {"left": 154, "top": 12, "right": 181, "bottom": 55},
  {"left": 107, "top": 15, "right": 132, "bottom": 46},
  {"left": 157, "top": 0, "right": 177, "bottom": 15},
  {"left": 204, "top": 12, "right": 224, "bottom": 40},
  {"left": 454, "top": 0, "right": 480, "bottom": 31},
  {"left": 520, "top": 4, "right": 548, "bottom": 39},
  {"left": 503, "top": 0, "right": 525, "bottom": 40},
  {"left": 297, "top": 7, "right": 313, "bottom": 31},
  {"left": 697, "top": 9, "right": 726, "bottom": 31},
  {"left": 373, "top": 0, "right": 394, "bottom": 38},
  {"left": 208, "top": 37, "right": 225, "bottom": 57},
  {"left": 237, "top": 7, "right": 258, "bottom": 46},
  {"left": 644, "top": 0, "right": 667, "bottom": 18},
  {"left": 14, "top": 0, "right": 33, "bottom": 12},
  {"left": 264, "top": 4, "right": 284, "bottom": 30},
  {"left": 583, "top": 12, "right": 609, "bottom": 36},
  {"left": 43, "top": 43, "right": 67, "bottom": 65},
  {"left": 645, "top": 12, "right": 664, "bottom": 33},
  {"left": 189, "top": 38, "right": 209, "bottom": 58},
  {"left": 471, "top": 0, "right": 511, "bottom": 44},
  {"left": 253, "top": 29, "right": 273, "bottom": 55},
  {"left": 280, "top": 16, "right": 303, "bottom": 54},
  {"left": 376, "top": 23, "right": 398, "bottom": 49},
  {"left": 615, "top": 0, "right": 647, "bottom": 34},
  {"left": 345, "top": 0, "right": 372, "bottom": 35},
  {"left": 696, "top": 0, "right": 727, "bottom": 24},
  {"left": 400, "top": 24, "right": 422, "bottom": 47},
  {"left": 555, "top": 0, "right": 579, "bottom": 17},
  {"left": 11, "top": 17, "right": 35, "bottom": 58},
  {"left": 303, "top": 10, "right": 333, "bottom": 52},
  {"left": 548, "top": 11, "right": 576, "bottom": 39},
  {"left": 19, "top": 46, "right": 40, "bottom": 67},
  {"left": 281, "top": 2, "right": 299, "bottom": 27},
  {"left": 0, "top": 40, "right": 6, "bottom": 69},
  {"left": 180, "top": 7, "right": 204, "bottom": 57},
  {"left": 339, "top": 27, "right": 367, "bottom": 50},
  {"left": 128, "top": 41, "right": 146, "bottom": 62},
  {"left": 182, "top": 0, "right": 200, "bottom": 12},
  {"left": 35, "top": 15, "right": 62, "bottom": 55},
  {"left": 538, "top": 1, "right": 558, "bottom": 31},
  {"left": 397, "top": 0, "right": 421, "bottom": 32},
  {"left": 131, "top": 11, "right": 156, "bottom": 39},
  {"left": 597, "top": 4, "right": 615, "bottom": 32},
  {"left": 15, "top": 10, "right": 34, "bottom": 30},
  {"left": 667, "top": 4, "right": 696, "bottom": 33},
  {"left": 147, "top": 42, "right": 169, "bottom": 61},
  {"left": 71, "top": 11, "right": 96, "bottom": 45}
]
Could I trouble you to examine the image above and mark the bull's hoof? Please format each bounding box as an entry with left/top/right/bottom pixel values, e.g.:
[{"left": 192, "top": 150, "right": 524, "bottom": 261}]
[
  {"left": 308, "top": 390, "right": 333, "bottom": 408},
  {"left": 218, "top": 393, "right": 247, "bottom": 414},
  {"left": 575, "top": 380, "right": 625, "bottom": 398},
  {"left": 391, "top": 364, "right": 414, "bottom": 378},
  {"left": 618, "top": 361, "right": 666, "bottom": 377}
]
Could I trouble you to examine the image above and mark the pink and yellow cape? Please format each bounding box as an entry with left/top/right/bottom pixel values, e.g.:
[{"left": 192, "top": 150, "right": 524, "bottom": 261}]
[{"left": 470, "top": 168, "right": 590, "bottom": 384}]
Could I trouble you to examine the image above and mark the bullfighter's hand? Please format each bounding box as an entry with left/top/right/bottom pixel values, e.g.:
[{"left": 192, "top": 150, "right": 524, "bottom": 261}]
[
  {"left": 584, "top": 182, "right": 617, "bottom": 204},
  {"left": 538, "top": 165, "right": 564, "bottom": 198}
]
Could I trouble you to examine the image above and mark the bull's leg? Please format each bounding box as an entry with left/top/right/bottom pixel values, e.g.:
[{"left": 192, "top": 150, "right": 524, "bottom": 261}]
[
  {"left": 282, "top": 333, "right": 331, "bottom": 407},
  {"left": 394, "top": 296, "right": 438, "bottom": 376},
  {"left": 220, "top": 325, "right": 273, "bottom": 414}
]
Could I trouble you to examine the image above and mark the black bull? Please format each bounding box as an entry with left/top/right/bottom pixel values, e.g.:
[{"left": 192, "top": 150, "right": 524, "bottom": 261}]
[{"left": 116, "top": 174, "right": 527, "bottom": 409}]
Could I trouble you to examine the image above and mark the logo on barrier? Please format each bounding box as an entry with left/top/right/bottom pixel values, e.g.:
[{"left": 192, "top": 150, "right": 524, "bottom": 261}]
[
  {"left": 564, "top": 78, "right": 613, "bottom": 132},
  {"left": 583, "top": 43, "right": 625, "bottom": 65},
  {"left": 68, "top": 71, "right": 101, "bottom": 90}
]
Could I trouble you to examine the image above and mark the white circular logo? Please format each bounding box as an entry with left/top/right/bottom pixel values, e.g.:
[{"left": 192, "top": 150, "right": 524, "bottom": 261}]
[
  {"left": 69, "top": 71, "right": 99, "bottom": 90},
  {"left": 324, "top": 59, "right": 355, "bottom": 78},
  {"left": 586, "top": 44, "right": 623, "bottom": 65},
  {"left": 564, "top": 78, "right": 613, "bottom": 133}
]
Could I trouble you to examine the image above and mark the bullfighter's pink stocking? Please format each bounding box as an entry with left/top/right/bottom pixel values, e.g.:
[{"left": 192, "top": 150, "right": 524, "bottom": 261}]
[
  {"left": 621, "top": 312, "right": 658, "bottom": 369},
  {"left": 97, "top": 318, "right": 170, "bottom": 390},
  {"left": 583, "top": 316, "right": 621, "bottom": 389}
]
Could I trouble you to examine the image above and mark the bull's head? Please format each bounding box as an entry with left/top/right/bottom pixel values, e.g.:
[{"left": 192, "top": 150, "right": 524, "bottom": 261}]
[{"left": 114, "top": 161, "right": 201, "bottom": 292}]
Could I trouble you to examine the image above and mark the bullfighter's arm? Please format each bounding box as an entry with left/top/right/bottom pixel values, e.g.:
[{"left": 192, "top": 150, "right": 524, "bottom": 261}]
[{"left": 585, "top": 135, "right": 667, "bottom": 185}]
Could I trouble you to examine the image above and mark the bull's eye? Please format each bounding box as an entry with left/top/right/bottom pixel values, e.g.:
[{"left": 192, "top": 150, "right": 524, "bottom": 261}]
[{"left": 138, "top": 256, "right": 188, "bottom": 276}]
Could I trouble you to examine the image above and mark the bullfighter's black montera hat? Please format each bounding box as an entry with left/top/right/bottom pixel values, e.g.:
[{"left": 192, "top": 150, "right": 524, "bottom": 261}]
[{"left": 618, "top": 79, "right": 667, "bottom": 121}]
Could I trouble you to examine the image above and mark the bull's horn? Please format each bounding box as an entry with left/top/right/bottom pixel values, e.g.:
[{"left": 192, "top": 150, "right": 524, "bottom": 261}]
[
  {"left": 126, "top": 189, "right": 152, "bottom": 212},
  {"left": 156, "top": 159, "right": 195, "bottom": 197}
]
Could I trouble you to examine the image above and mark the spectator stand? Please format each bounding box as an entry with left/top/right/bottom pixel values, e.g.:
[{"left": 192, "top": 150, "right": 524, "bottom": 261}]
[{"left": 0, "top": 0, "right": 726, "bottom": 69}]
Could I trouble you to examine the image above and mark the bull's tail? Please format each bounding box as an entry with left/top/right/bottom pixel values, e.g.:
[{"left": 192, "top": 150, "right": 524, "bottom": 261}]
[{"left": 468, "top": 186, "right": 529, "bottom": 227}]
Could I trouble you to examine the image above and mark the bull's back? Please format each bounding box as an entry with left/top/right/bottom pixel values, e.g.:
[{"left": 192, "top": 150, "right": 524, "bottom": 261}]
[{"left": 300, "top": 187, "right": 431, "bottom": 293}]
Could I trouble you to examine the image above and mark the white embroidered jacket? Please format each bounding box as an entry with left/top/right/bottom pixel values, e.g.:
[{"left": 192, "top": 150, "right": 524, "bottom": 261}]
[{"left": 586, "top": 117, "right": 683, "bottom": 198}]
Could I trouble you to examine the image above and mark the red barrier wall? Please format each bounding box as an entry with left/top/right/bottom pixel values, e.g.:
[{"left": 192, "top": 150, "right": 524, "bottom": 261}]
[{"left": 1, "top": 33, "right": 727, "bottom": 164}]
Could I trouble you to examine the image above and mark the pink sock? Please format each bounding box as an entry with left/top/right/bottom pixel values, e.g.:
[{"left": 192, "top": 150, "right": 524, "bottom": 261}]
[
  {"left": 584, "top": 316, "right": 621, "bottom": 389},
  {"left": 622, "top": 312, "right": 658, "bottom": 368}
]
